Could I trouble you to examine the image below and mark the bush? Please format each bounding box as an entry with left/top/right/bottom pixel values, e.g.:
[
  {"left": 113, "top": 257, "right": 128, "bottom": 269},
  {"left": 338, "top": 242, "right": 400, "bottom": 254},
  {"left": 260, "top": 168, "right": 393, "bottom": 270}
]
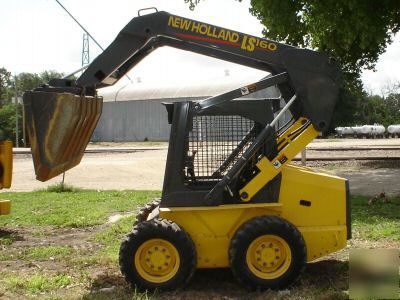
[
  {"left": 45, "top": 182, "right": 81, "bottom": 193},
  {"left": 0, "top": 103, "right": 22, "bottom": 143}
]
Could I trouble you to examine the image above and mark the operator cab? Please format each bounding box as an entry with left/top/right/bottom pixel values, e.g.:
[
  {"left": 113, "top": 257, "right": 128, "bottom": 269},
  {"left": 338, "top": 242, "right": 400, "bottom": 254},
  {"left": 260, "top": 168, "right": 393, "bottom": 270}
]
[{"left": 161, "top": 98, "right": 283, "bottom": 207}]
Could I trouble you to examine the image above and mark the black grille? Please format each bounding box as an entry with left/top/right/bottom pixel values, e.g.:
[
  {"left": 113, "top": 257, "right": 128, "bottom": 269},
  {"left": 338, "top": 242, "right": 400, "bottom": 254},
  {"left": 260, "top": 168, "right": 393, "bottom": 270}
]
[{"left": 185, "top": 115, "right": 256, "bottom": 183}]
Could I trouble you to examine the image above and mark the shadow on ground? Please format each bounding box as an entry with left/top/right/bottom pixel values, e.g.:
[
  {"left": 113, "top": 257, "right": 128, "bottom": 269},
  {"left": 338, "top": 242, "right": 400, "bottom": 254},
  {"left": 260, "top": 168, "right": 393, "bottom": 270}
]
[
  {"left": 82, "top": 259, "right": 348, "bottom": 299},
  {"left": 0, "top": 228, "right": 23, "bottom": 244}
]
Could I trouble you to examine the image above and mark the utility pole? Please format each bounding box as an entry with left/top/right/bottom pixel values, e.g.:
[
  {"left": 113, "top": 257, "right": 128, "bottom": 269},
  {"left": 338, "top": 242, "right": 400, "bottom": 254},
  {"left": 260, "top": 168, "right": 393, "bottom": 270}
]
[
  {"left": 301, "top": 149, "right": 306, "bottom": 166},
  {"left": 14, "top": 75, "right": 19, "bottom": 148},
  {"left": 22, "top": 102, "right": 26, "bottom": 147},
  {"left": 82, "top": 33, "right": 90, "bottom": 67},
  {"left": 54, "top": 0, "right": 131, "bottom": 82}
]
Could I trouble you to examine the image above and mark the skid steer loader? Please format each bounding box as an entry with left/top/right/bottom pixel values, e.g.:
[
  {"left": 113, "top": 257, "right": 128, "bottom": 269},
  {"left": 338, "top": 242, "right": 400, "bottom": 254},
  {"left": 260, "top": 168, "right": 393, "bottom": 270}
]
[{"left": 23, "top": 9, "right": 350, "bottom": 291}]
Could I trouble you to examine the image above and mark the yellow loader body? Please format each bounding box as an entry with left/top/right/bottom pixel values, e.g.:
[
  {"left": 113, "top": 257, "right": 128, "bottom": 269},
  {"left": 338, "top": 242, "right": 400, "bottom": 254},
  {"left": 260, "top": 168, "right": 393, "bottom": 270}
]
[{"left": 160, "top": 164, "right": 349, "bottom": 268}]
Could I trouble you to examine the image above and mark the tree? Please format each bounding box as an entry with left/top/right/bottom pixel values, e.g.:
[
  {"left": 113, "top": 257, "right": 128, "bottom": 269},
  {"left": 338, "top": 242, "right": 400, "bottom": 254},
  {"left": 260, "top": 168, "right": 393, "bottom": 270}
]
[
  {"left": 0, "top": 103, "right": 22, "bottom": 143},
  {"left": 186, "top": 0, "right": 400, "bottom": 85},
  {"left": 0, "top": 68, "right": 66, "bottom": 144},
  {"left": 248, "top": 0, "right": 400, "bottom": 85},
  {"left": 39, "top": 70, "right": 65, "bottom": 83},
  {"left": 13, "top": 70, "right": 65, "bottom": 95},
  {"left": 0, "top": 68, "right": 12, "bottom": 104},
  {"left": 14, "top": 72, "right": 42, "bottom": 93},
  {"left": 385, "top": 93, "right": 400, "bottom": 125}
]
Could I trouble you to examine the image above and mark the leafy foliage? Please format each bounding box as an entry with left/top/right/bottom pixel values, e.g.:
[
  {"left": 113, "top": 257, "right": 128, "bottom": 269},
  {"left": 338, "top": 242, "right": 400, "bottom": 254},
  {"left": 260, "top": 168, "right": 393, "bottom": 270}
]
[
  {"left": 0, "top": 68, "right": 64, "bottom": 104},
  {"left": 331, "top": 90, "right": 400, "bottom": 130},
  {"left": 0, "top": 68, "right": 12, "bottom": 105},
  {"left": 249, "top": 1, "right": 400, "bottom": 80},
  {"left": 0, "top": 67, "right": 65, "bottom": 143},
  {"left": 39, "top": 70, "right": 65, "bottom": 83},
  {"left": 186, "top": 0, "right": 400, "bottom": 83},
  {"left": 0, "top": 103, "right": 22, "bottom": 142}
]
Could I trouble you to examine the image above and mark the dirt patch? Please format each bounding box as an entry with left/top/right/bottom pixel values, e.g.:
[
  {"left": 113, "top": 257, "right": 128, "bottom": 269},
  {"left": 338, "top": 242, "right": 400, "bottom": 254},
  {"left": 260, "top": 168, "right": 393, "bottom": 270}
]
[
  {"left": 7, "top": 151, "right": 400, "bottom": 197},
  {"left": 0, "top": 226, "right": 105, "bottom": 272},
  {"left": 1, "top": 223, "right": 399, "bottom": 299},
  {"left": 6, "top": 139, "right": 400, "bottom": 196},
  {"left": 7, "top": 150, "right": 167, "bottom": 192}
]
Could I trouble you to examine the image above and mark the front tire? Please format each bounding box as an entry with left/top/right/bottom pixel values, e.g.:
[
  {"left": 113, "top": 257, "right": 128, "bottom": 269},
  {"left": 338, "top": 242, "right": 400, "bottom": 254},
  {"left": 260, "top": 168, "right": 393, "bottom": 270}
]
[
  {"left": 119, "top": 218, "right": 196, "bottom": 291},
  {"left": 229, "top": 215, "right": 306, "bottom": 290}
]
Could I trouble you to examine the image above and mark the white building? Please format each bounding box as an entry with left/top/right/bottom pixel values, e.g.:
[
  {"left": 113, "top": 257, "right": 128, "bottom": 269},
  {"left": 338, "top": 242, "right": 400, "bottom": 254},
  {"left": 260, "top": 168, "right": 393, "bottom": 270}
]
[{"left": 94, "top": 75, "right": 283, "bottom": 142}]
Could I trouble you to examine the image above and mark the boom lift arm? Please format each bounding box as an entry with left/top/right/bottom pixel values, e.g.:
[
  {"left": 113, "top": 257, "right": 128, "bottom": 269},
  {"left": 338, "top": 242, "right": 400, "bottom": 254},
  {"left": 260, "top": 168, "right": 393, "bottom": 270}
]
[
  {"left": 24, "top": 11, "right": 341, "bottom": 193},
  {"left": 38, "top": 11, "right": 340, "bottom": 130}
]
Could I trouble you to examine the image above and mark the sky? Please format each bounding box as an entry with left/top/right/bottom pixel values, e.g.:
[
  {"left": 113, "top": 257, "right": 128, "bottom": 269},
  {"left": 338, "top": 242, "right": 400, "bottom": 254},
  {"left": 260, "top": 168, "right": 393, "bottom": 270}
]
[{"left": 0, "top": 0, "right": 399, "bottom": 94}]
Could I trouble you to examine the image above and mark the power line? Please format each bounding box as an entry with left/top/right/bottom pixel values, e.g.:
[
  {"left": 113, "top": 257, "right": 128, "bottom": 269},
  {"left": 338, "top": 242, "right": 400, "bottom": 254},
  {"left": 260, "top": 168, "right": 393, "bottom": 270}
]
[
  {"left": 54, "top": 0, "right": 132, "bottom": 82},
  {"left": 54, "top": 0, "right": 104, "bottom": 51}
]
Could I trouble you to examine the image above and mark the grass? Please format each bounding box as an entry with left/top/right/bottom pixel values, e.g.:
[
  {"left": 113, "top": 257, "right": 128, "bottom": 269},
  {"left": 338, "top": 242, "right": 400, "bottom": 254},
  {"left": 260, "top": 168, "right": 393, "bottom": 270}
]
[
  {"left": 0, "top": 232, "right": 16, "bottom": 246},
  {"left": 45, "top": 182, "right": 82, "bottom": 193},
  {"left": 0, "top": 189, "right": 160, "bottom": 227},
  {"left": 94, "top": 215, "right": 137, "bottom": 262},
  {"left": 351, "top": 195, "right": 400, "bottom": 240},
  {"left": 0, "top": 188, "right": 399, "bottom": 298},
  {"left": 26, "top": 245, "right": 73, "bottom": 260},
  {"left": 3, "top": 273, "right": 72, "bottom": 294}
]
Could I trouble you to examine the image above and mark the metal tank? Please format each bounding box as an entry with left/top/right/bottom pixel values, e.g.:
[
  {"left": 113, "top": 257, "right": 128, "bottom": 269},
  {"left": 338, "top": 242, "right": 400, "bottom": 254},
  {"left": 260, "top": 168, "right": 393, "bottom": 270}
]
[
  {"left": 351, "top": 126, "right": 363, "bottom": 136},
  {"left": 369, "top": 125, "right": 385, "bottom": 135},
  {"left": 335, "top": 127, "right": 343, "bottom": 136},
  {"left": 388, "top": 125, "right": 400, "bottom": 134},
  {"left": 341, "top": 127, "right": 354, "bottom": 135}
]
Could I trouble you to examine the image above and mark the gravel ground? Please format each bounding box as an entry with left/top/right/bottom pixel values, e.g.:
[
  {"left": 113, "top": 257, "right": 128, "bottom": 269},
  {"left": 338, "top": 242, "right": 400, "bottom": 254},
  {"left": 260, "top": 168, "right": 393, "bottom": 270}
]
[{"left": 3, "top": 139, "right": 400, "bottom": 196}]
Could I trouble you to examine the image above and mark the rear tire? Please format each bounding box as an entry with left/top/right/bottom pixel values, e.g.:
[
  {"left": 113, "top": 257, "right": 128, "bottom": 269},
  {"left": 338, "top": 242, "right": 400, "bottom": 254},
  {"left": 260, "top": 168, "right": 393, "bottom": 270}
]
[
  {"left": 134, "top": 199, "right": 161, "bottom": 226},
  {"left": 119, "top": 218, "right": 196, "bottom": 291},
  {"left": 229, "top": 215, "right": 306, "bottom": 290}
]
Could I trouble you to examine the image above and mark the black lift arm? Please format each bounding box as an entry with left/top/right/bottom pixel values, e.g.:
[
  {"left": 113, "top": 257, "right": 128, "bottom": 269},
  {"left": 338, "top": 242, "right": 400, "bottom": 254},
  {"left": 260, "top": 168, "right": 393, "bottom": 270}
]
[{"left": 46, "top": 10, "right": 340, "bottom": 132}]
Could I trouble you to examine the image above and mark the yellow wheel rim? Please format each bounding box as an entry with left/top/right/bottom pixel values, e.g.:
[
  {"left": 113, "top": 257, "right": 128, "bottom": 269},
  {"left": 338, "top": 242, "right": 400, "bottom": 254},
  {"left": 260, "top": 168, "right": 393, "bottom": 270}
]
[
  {"left": 134, "top": 239, "right": 180, "bottom": 283},
  {"left": 246, "top": 235, "right": 292, "bottom": 280}
]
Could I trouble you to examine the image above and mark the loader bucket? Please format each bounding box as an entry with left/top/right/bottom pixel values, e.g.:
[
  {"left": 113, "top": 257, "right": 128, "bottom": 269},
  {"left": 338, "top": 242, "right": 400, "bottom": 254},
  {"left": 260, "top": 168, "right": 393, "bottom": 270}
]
[{"left": 23, "top": 91, "right": 103, "bottom": 181}]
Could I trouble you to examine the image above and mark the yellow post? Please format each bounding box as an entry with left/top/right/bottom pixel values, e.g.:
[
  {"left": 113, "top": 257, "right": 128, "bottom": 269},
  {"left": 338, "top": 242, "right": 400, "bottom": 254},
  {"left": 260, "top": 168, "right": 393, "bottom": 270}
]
[
  {"left": 0, "top": 140, "right": 13, "bottom": 189},
  {"left": 0, "top": 140, "right": 13, "bottom": 215},
  {"left": 0, "top": 200, "right": 11, "bottom": 215}
]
